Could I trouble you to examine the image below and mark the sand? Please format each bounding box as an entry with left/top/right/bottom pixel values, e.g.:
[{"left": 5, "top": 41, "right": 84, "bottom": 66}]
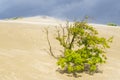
[{"left": 0, "top": 17, "right": 120, "bottom": 80}]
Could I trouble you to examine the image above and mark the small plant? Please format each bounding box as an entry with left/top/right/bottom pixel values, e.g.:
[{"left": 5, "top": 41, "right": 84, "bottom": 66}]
[
  {"left": 7, "top": 17, "right": 23, "bottom": 20},
  {"left": 107, "top": 23, "right": 117, "bottom": 26},
  {"left": 56, "top": 21, "right": 113, "bottom": 75}
]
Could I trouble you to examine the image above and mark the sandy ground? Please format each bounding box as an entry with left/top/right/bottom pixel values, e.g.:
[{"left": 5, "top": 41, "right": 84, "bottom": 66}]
[{"left": 0, "top": 17, "right": 120, "bottom": 80}]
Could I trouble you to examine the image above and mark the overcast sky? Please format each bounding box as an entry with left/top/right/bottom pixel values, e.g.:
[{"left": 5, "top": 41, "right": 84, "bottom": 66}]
[{"left": 0, "top": 0, "right": 120, "bottom": 24}]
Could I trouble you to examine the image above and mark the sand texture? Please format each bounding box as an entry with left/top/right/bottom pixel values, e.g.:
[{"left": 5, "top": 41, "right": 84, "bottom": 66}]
[{"left": 0, "top": 17, "right": 120, "bottom": 80}]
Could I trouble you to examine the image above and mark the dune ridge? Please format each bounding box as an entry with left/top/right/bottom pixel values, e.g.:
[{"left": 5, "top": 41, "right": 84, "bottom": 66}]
[{"left": 0, "top": 16, "right": 120, "bottom": 80}]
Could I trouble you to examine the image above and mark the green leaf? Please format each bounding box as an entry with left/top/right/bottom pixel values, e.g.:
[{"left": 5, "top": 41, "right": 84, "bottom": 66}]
[
  {"left": 68, "top": 65, "right": 74, "bottom": 73},
  {"left": 90, "top": 65, "right": 97, "bottom": 71}
]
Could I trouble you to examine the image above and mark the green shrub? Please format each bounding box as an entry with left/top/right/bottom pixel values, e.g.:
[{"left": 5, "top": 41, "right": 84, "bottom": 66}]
[
  {"left": 7, "top": 17, "right": 23, "bottom": 20},
  {"left": 107, "top": 23, "right": 117, "bottom": 26},
  {"left": 56, "top": 21, "right": 113, "bottom": 74}
]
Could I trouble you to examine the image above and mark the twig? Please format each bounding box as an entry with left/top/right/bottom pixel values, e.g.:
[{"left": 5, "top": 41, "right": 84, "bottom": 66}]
[{"left": 45, "top": 28, "right": 57, "bottom": 59}]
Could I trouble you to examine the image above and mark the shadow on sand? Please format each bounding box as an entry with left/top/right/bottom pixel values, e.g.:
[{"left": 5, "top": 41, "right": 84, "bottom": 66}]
[{"left": 56, "top": 67, "right": 103, "bottom": 78}]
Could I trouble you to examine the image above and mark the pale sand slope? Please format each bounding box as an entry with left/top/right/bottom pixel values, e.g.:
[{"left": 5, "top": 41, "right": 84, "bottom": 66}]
[{"left": 0, "top": 17, "right": 120, "bottom": 80}]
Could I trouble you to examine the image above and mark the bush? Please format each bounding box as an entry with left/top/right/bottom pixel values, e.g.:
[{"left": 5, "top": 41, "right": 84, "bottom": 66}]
[
  {"left": 56, "top": 21, "right": 113, "bottom": 74},
  {"left": 107, "top": 23, "right": 117, "bottom": 26}
]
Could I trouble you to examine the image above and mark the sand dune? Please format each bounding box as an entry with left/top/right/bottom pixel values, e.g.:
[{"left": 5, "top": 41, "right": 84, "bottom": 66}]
[{"left": 0, "top": 17, "right": 120, "bottom": 80}]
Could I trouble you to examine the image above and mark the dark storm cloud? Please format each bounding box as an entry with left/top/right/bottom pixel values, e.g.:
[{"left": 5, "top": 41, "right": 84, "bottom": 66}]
[{"left": 0, "top": 0, "right": 120, "bottom": 24}]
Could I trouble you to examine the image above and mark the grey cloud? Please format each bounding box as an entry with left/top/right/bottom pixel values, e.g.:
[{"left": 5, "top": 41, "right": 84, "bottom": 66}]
[{"left": 0, "top": 0, "right": 120, "bottom": 24}]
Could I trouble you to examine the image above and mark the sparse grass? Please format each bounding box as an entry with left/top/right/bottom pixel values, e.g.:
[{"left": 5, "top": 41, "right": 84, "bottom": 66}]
[
  {"left": 107, "top": 23, "right": 117, "bottom": 26},
  {"left": 5, "top": 17, "right": 23, "bottom": 20}
]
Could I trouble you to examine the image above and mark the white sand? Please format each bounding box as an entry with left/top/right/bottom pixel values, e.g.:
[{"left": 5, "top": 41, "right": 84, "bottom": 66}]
[{"left": 0, "top": 17, "right": 120, "bottom": 80}]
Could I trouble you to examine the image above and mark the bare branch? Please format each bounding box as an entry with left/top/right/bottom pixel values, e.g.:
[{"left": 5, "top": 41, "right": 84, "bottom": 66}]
[{"left": 45, "top": 28, "right": 57, "bottom": 59}]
